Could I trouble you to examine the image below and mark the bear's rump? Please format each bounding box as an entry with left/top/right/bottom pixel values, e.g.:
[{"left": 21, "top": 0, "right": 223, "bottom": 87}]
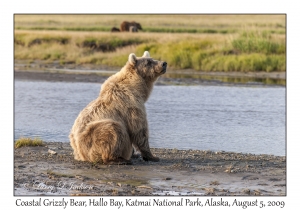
[{"left": 75, "top": 119, "right": 132, "bottom": 162}]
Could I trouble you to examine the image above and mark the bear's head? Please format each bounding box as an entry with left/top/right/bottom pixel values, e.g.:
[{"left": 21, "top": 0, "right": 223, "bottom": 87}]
[
  {"left": 128, "top": 51, "right": 167, "bottom": 81},
  {"left": 135, "top": 23, "right": 142, "bottom": 30}
]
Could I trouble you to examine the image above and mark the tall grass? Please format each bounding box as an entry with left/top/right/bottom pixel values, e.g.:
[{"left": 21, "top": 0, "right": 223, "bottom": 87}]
[
  {"left": 15, "top": 137, "right": 44, "bottom": 148},
  {"left": 14, "top": 32, "right": 71, "bottom": 47},
  {"left": 14, "top": 14, "right": 286, "bottom": 34},
  {"left": 14, "top": 30, "right": 285, "bottom": 72},
  {"left": 15, "top": 26, "right": 238, "bottom": 34},
  {"left": 135, "top": 32, "right": 285, "bottom": 72},
  {"left": 231, "top": 31, "right": 285, "bottom": 54},
  {"left": 197, "top": 54, "right": 286, "bottom": 72}
]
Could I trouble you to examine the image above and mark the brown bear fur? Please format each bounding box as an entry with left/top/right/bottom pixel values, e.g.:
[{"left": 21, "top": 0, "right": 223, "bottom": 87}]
[
  {"left": 69, "top": 51, "right": 167, "bottom": 164},
  {"left": 111, "top": 27, "right": 120, "bottom": 32},
  {"left": 120, "top": 21, "right": 142, "bottom": 32},
  {"left": 129, "top": 26, "right": 138, "bottom": 32}
]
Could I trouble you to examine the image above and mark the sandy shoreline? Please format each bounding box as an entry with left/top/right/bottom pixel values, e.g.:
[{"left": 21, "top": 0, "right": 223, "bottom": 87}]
[
  {"left": 14, "top": 142, "right": 286, "bottom": 196},
  {"left": 14, "top": 60, "right": 285, "bottom": 87}
]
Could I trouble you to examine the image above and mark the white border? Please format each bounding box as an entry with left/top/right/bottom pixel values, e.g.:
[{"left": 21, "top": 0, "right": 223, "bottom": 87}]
[{"left": 3, "top": 0, "right": 298, "bottom": 208}]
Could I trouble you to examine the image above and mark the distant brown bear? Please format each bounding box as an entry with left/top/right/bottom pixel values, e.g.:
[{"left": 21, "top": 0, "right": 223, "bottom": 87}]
[
  {"left": 129, "top": 26, "right": 138, "bottom": 32},
  {"left": 111, "top": 27, "right": 120, "bottom": 32},
  {"left": 120, "top": 21, "right": 142, "bottom": 32},
  {"left": 69, "top": 51, "right": 167, "bottom": 165}
]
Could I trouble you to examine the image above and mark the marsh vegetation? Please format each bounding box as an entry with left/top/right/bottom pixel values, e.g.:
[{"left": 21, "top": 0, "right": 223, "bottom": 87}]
[
  {"left": 14, "top": 15, "right": 286, "bottom": 72},
  {"left": 15, "top": 137, "right": 44, "bottom": 148}
]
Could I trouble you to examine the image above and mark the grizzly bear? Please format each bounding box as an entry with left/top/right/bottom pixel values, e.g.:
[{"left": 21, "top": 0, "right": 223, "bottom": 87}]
[
  {"left": 111, "top": 27, "right": 120, "bottom": 32},
  {"left": 69, "top": 51, "right": 167, "bottom": 165},
  {"left": 129, "top": 26, "right": 138, "bottom": 33},
  {"left": 120, "top": 21, "right": 142, "bottom": 32}
]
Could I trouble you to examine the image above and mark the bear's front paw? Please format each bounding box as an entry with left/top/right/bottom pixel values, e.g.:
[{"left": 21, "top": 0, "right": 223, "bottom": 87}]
[
  {"left": 143, "top": 156, "right": 159, "bottom": 162},
  {"left": 132, "top": 153, "right": 141, "bottom": 159}
]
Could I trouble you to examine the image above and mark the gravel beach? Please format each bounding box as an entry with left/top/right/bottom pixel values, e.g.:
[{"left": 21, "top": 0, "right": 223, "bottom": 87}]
[{"left": 14, "top": 142, "right": 286, "bottom": 196}]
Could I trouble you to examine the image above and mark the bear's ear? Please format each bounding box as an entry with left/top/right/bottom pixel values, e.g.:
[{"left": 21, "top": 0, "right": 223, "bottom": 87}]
[
  {"left": 128, "top": 53, "right": 137, "bottom": 65},
  {"left": 142, "top": 51, "right": 150, "bottom": 58}
]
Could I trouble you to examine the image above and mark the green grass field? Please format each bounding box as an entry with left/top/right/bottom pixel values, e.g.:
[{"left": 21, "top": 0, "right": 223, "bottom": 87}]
[{"left": 14, "top": 14, "right": 286, "bottom": 72}]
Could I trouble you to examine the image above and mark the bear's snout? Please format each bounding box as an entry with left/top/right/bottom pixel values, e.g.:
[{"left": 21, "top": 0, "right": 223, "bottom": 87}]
[
  {"left": 162, "top": 62, "right": 167, "bottom": 68},
  {"left": 161, "top": 62, "right": 167, "bottom": 74}
]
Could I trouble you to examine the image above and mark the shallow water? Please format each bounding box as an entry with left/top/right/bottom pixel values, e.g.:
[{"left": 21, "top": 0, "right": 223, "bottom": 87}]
[{"left": 14, "top": 80, "right": 286, "bottom": 156}]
